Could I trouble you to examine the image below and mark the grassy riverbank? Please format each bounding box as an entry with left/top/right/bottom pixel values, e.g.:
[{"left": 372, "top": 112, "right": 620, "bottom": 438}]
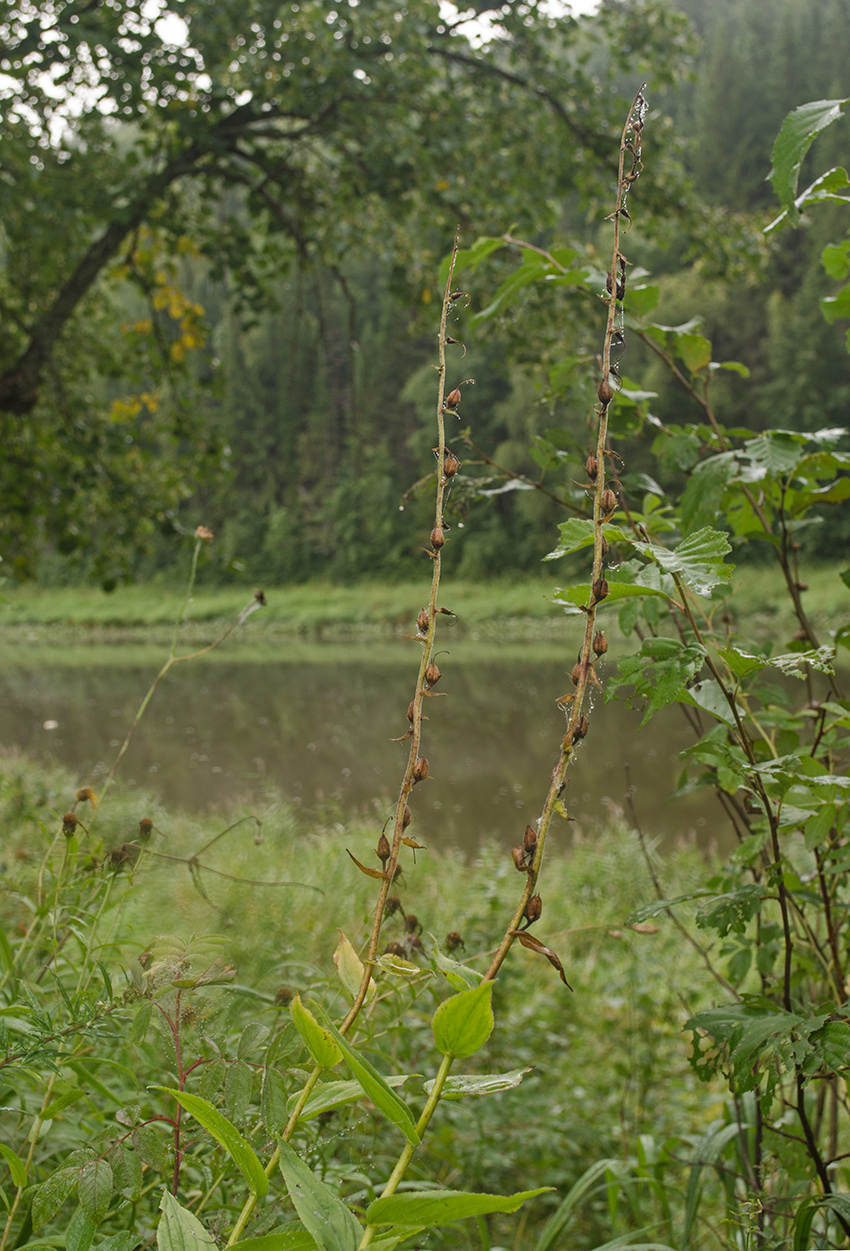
[{"left": 1, "top": 562, "right": 847, "bottom": 645}]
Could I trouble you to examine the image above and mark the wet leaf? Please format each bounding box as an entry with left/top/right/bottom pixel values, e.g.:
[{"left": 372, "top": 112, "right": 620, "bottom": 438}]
[{"left": 512, "top": 932, "right": 572, "bottom": 988}]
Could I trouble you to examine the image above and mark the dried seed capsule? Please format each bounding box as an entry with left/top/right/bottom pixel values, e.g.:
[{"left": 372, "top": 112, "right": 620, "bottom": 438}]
[
  {"left": 76, "top": 786, "right": 98, "bottom": 806},
  {"left": 593, "top": 631, "right": 608, "bottom": 656},
  {"left": 570, "top": 662, "right": 582, "bottom": 686},
  {"left": 407, "top": 700, "right": 415, "bottom": 722},
  {"left": 402, "top": 804, "right": 412, "bottom": 828},
  {"left": 275, "top": 986, "right": 293, "bottom": 1007},
  {"left": 384, "top": 941, "right": 406, "bottom": 957},
  {"left": 585, "top": 454, "right": 598, "bottom": 480},
  {"left": 62, "top": 812, "right": 79, "bottom": 837},
  {"left": 386, "top": 896, "right": 404, "bottom": 917},
  {"left": 376, "top": 834, "right": 391, "bottom": 866},
  {"left": 404, "top": 913, "right": 422, "bottom": 935},
  {"left": 412, "top": 757, "right": 430, "bottom": 783},
  {"left": 425, "top": 662, "right": 441, "bottom": 689},
  {"left": 524, "top": 894, "right": 543, "bottom": 925},
  {"left": 444, "top": 387, "right": 462, "bottom": 409},
  {"left": 417, "top": 608, "right": 430, "bottom": 633},
  {"left": 523, "top": 824, "right": 538, "bottom": 854},
  {"left": 600, "top": 488, "right": 618, "bottom": 514},
  {"left": 444, "top": 452, "right": 459, "bottom": 478},
  {"left": 573, "top": 715, "right": 589, "bottom": 741},
  {"left": 600, "top": 536, "right": 609, "bottom": 557},
  {"left": 138, "top": 817, "right": 154, "bottom": 841},
  {"left": 511, "top": 844, "right": 527, "bottom": 872},
  {"left": 597, "top": 378, "right": 613, "bottom": 404},
  {"left": 430, "top": 526, "right": 446, "bottom": 550},
  {"left": 445, "top": 931, "right": 465, "bottom": 952},
  {"left": 592, "top": 577, "right": 609, "bottom": 602}
]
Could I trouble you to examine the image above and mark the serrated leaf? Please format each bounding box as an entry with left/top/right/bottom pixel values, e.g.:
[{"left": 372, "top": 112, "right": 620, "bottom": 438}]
[
  {"left": 290, "top": 995, "right": 342, "bottom": 1070},
  {"left": 432, "top": 981, "right": 494, "bottom": 1059},
  {"left": 366, "top": 1187, "right": 552, "bottom": 1228},
  {"left": 333, "top": 932, "right": 376, "bottom": 1002},
  {"left": 643, "top": 527, "right": 733, "bottom": 596},
  {"left": 157, "top": 1190, "right": 217, "bottom": 1251},
  {"left": 277, "top": 1138, "right": 362, "bottom": 1251},
  {"left": 78, "top": 1159, "right": 113, "bottom": 1224},
  {"left": 423, "top": 1068, "right": 532, "bottom": 1100},
  {"left": 116, "top": 1144, "right": 142, "bottom": 1201},
  {"left": 32, "top": 1168, "right": 78, "bottom": 1229},
  {"left": 770, "top": 647, "right": 835, "bottom": 677},
  {"left": 769, "top": 98, "right": 850, "bottom": 219},
  {"left": 319, "top": 1018, "right": 420, "bottom": 1145},
  {"left": 151, "top": 1087, "right": 268, "bottom": 1197}
]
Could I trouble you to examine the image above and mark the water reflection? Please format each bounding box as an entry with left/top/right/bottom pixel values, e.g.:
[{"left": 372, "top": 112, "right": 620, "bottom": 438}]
[{"left": 0, "top": 643, "right": 722, "bottom": 850}]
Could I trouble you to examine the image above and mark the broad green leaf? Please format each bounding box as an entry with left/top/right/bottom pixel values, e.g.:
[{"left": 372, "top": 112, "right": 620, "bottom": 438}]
[
  {"left": 290, "top": 995, "right": 342, "bottom": 1070},
  {"left": 681, "top": 679, "right": 738, "bottom": 726},
  {"left": 0, "top": 1143, "right": 27, "bottom": 1188},
  {"left": 696, "top": 885, "right": 764, "bottom": 937},
  {"left": 472, "top": 261, "right": 548, "bottom": 323},
  {"left": 32, "top": 1167, "right": 78, "bottom": 1229},
  {"left": 277, "top": 1138, "right": 362, "bottom": 1251},
  {"left": 766, "top": 167, "right": 850, "bottom": 234},
  {"left": 157, "top": 1190, "right": 217, "bottom": 1251},
  {"left": 41, "top": 1089, "right": 87, "bottom": 1120},
  {"left": 333, "top": 932, "right": 376, "bottom": 1002},
  {"left": 78, "top": 1158, "right": 113, "bottom": 1224},
  {"left": 366, "top": 1187, "right": 551, "bottom": 1228},
  {"left": 66, "top": 1208, "right": 96, "bottom": 1251},
  {"left": 624, "top": 893, "right": 713, "bottom": 925},
  {"left": 823, "top": 239, "right": 850, "bottom": 280},
  {"left": 716, "top": 647, "right": 767, "bottom": 679},
  {"left": 319, "top": 1018, "right": 420, "bottom": 1145},
  {"left": 238, "top": 1022, "right": 271, "bottom": 1058},
  {"left": 132, "top": 1000, "right": 152, "bottom": 1044},
  {"left": 553, "top": 582, "right": 668, "bottom": 612},
  {"left": 261, "top": 1067, "right": 289, "bottom": 1135},
  {"left": 769, "top": 98, "right": 850, "bottom": 221},
  {"left": 674, "top": 333, "right": 712, "bottom": 374},
  {"left": 235, "top": 1230, "right": 317, "bottom": 1251},
  {"left": 151, "top": 1087, "right": 268, "bottom": 1197},
  {"left": 626, "top": 284, "right": 659, "bottom": 318},
  {"left": 822, "top": 284, "right": 850, "bottom": 323},
  {"left": 224, "top": 1058, "right": 252, "bottom": 1122},
  {"left": 423, "top": 1068, "right": 532, "bottom": 1100},
  {"left": 432, "top": 981, "right": 495, "bottom": 1059},
  {"left": 643, "top": 528, "right": 733, "bottom": 596},
  {"left": 544, "top": 520, "right": 630, "bottom": 560},
  {"left": 291, "top": 1076, "right": 413, "bottom": 1123},
  {"left": 439, "top": 236, "right": 504, "bottom": 288}
]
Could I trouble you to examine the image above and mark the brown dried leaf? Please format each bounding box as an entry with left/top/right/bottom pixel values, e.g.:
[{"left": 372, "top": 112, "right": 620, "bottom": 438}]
[
  {"left": 346, "top": 850, "right": 387, "bottom": 880},
  {"left": 511, "top": 930, "right": 573, "bottom": 989},
  {"left": 629, "top": 922, "right": 660, "bottom": 935},
  {"left": 401, "top": 837, "right": 426, "bottom": 849}
]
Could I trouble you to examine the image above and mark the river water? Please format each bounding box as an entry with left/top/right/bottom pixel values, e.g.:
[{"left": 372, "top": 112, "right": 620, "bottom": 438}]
[{"left": 0, "top": 641, "right": 720, "bottom": 852}]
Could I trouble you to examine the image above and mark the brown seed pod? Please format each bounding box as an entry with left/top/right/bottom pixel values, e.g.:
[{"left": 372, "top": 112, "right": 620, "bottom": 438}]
[
  {"left": 386, "top": 895, "right": 405, "bottom": 917},
  {"left": 444, "top": 387, "right": 462, "bottom": 410},
  {"left": 425, "top": 662, "right": 441, "bottom": 689},
  {"left": 597, "top": 378, "right": 613, "bottom": 405},
  {"left": 444, "top": 452, "right": 459, "bottom": 478},
  {"left": 592, "top": 577, "right": 610, "bottom": 602},
  {"left": 253, "top": 588, "right": 267, "bottom": 606},
  {"left": 402, "top": 804, "right": 412, "bottom": 828},
  {"left": 417, "top": 608, "right": 430, "bottom": 633},
  {"left": 570, "top": 661, "right": 582, "bottom": 686},
  {"left": 600, "top": 536, "right": 609, "bottom": 557},
  {"left": 404, "top": 913, "right": 422, "bottom": 935},
  {"left": 376, "top": 834, "right": 391, "bottom": 866},
  {"left": 511, "top": 844, "right": 527, "bottom": 872},
  {"left": 407, "top": 700, "right": 415, "bottom": 722},
  {"left": 430, "top": 526, "right": 446, "bottom": 551},
  {"left": 383, "top": 941, "right": 406, "bottom": 957},
  {"left": 138, "top": 817, "right": 154, "bottom": 841},
  {"left": 445, "top": 931, "right": 465, "bottom": 952},
  {"left": 524, "top": 894, "right": 543, "bottom": 925},
  {"left": 412, "top": 757, "right": 430, "bottom": 783},
  {"left": 76, "top": 786, "right": 98, "bottom": 807},
  {"left": 523, "top": 824, "right": 538, "bottom": 855},
  {"left": 585, "top": 454, "right": 598, "bottom": 480},
  {"left": 275, "top": 986, "right": 293, "bottom": 1007},
  {"left": 593, "top": 631, "right": 608, "bottom": 656},
  {"left": 573, "top": 715, "right": 589, "bottom": 742},
  {"left": 600, "top": 488, "right": 618, "bottom": 514},
  {"left": 62, "top": 812, "right": 79, "bottom": 836}
]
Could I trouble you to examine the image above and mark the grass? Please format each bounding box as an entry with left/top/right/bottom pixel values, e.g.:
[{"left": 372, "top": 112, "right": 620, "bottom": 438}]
[{"left": 1, "top": 562, "right": 848, "bottom": 646}]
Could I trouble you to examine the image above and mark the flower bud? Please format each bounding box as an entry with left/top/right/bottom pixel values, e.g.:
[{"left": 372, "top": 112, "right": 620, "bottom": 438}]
[{"left": 194, "top": 525, "right": 214, "bottom": 542}]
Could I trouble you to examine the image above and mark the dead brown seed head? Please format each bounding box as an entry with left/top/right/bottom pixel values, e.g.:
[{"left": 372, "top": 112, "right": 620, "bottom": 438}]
[
  {"left": 570, "top": 661, "right": 582, "bottom": 686},
  {"left": 430, "top": 526, "right": 446, "bottom": 551},
  {"left": 76, "top": 786, "right": 98, "bottom": 807},
  {"left": 376, "top": 834, "right": 391, "bottom": 866},
  {"left": 524, "top": 894, "right": 543, "bottom": 925},
  {"left": 425, "top": 662, "right": 441, "bottom": 689},
  {"left": 194, "top": 525, "right": 214, "bottom": 542},
  {"left": 444, "top": 452, "right": 459, "bottom": 478},
  {"left": 600, "top": 488, "right": 618, "bottom": 515},
  {"left": 383, "top": 941, "right": 406, "bottom": 957},
  {"left": 592, "top": 577, "right": 610, "bottom": 603},
  {"left": 593, "top": 631, "right": 608, "bottom": 656},
  {"left": 402, "top": 804, "right": 412, "bottom": 828},
  {"left": 586, "top": 454, "right": 598, "bottom": 480},
  {"left": 412, "top": 757, "right": 430, "bottom": 783},
  {"left": 597, "top": 378, "right": 613, "bottom": 405},
  {"left": 62, "top": 812, "right": 79, "bottom": 836},
  {"left": 511, "top": 844, "right": 527, "bottom": 872},
  {"left": 275, "top": 987, "right": 293, "bottom": 1007},
  {"left": 417, "top": 608, "right": 430, "bottom": 633},
  {"left": 523, "top": 824, "right": 537, "bottom": 855},
  {"left": 386, "top": 896, "right": 405, "bottom": 918},
  {"left": 138, "top": 817, "right": 154, "bottom": 841},
  {"left": 445, "top": 931, "right": 465, "bottom": 952},
  {"left": 404, "top": 913, "right": 422, "bottom": 935},
  {"left": 444, "top": 387, "right": 462, "bottom": 410},
  {"left": 573, "top": 715, "right": 589, "bottom": 742}
]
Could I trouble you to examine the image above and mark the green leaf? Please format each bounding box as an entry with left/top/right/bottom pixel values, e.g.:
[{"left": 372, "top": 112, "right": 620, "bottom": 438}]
[
  {"left": 696, "top": 885, "right": 764, "bottom": 937},
  {"left": 319, "top": 1018, "right": 420, "bottom": 1145},
  {"left": 822, "top": 284, "right": 850, "bottom": 324},
  {"left": 624, "top": 893, "right": 713, "bottom": 925},
  {"left": 439, "top": 236, "right": 505, "bottom": 288},
  {"left": 681, "top": 679, "right": 738, "bottom": 726},
  {"left": 291, "top": 1076, "right": 413, "bottom": 1123},
  {"left": 716, "top": 647, "right": 767, "bottom": 679},
  {"left": 675, "top": 333, "right": 712, "bottom": 374},
  {"left": 366, "top": 1187, "right": 551, "bottom": 1228},
  {"left": 238, "top": 1023, "right": 271, "bottom": 1058},
  {"left": 423, "top": 1068, "right": 532, "bottom": 1100},
  {"left": 32, "top": 1168, "right": 78, "bottom": 1229},
  {"left": 157, "top": 1191, "right": 217, "bottom": 1251},
  {"left": 553, "top": 582, "right": 668, "bottom": 613},
  {"left": 131, "top": 1000, "right": 152, "bottom": 1044},
  {"left": 290, "top": 995, "right": 341, "bottom": 1070},
  {"left": 626, "top": 284, "right": 659, "bottom": 318},
  {"left": 432, "top": 981, "right": 495, "bottom": 1059},
  {"left": 224, "top": 1058, "right": 253, "bottom": 1122},
  {"left": 769, "top": 98, "right": 850, "bottom": 221},
  {"left": 427, "top": 936, "right": 484, "bottom": 991},
  {"left": 261, "top": 1067, "right": 289, "bottom": 1135},
  {"left": 78, "top": 1159, "right": 113, "bottom": 1224},
  {"left": 276, "top": 1138, "right": 362, "bottom": 1251},
  {"left": 643, "top": 527, "right": 733, "bottom": 596},
  {"left": 151, "top": 1087, "right": 269, "bottom": 1197},
  {"left": 823, "top": 239, "right": 850, "bottom": 280},
  {"left": 0, "top": 1143, "right": 27, "bottom": 1188},
  {"left": 66, "top": 1208, "right": 96, "bottom": 1251},
  {"left": 545, "top": 520, "right": 631, "bottom": 560},
  {"left": 333, "top": 932, "right": 376, "bottom": 1002},
  {"left": 236, "top": 1232, "right": 317, "bottom": 1251}
]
